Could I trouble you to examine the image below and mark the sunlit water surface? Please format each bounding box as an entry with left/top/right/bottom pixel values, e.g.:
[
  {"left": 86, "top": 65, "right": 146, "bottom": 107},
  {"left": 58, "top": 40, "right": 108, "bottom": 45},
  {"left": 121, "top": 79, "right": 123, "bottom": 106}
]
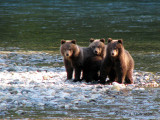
[{"left": 0, "top": 0, "right": 160, "bottom": 119}]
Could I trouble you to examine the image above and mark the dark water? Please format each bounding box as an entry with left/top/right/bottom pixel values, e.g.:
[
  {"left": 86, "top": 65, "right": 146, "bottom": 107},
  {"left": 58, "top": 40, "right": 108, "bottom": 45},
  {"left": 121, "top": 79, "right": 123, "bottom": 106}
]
[
  {"left": 0, "top": 0, "right": 160, "bottom": 72},
  {"left": 0, "top": 0, "right": 160, "bottom": 119}
]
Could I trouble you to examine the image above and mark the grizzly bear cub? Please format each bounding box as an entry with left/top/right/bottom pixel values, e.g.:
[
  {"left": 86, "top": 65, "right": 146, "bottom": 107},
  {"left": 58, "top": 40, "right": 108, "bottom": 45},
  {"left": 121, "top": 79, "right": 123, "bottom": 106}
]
[
  {"left": 83, "top": 38, "right": 106, "bottom": 82},
  {"left": 100, "top": 38, "right": 134, "bottom": 84},
  {"left": 60, "top": 39, "right": 94, "bottom": 82},
  {"left": 89, "top": 38, "right": 106, "bottom": 58}
]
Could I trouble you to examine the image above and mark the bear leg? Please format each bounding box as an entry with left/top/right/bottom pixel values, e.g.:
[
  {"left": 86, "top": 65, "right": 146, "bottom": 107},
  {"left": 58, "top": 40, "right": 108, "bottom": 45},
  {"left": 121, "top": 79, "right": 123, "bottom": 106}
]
[
  {"left": 107, "top": 69, "right": 116, "bottom": 84},
  {"left": 100, "top": 67, "right": 109, "bottom": 84},
  {"left": 116, "top": 67, "right": 126, "bottom": 84},
  {"left": 116, "top": 63, "right": 127, "bottom": 84},
  {"left": 100, "top": 60, "right": 113, "bottom": 84},
  {"left": 93, "top": 72, "right": 99, "bottom": 81},
  {"left": 64, "top": 59, "right": 73, "bottom": 79},
  {"left": 100, "top": 70, "right": 107, "bottom": 84},
  {"left": 67, "top": 68, "right": 73, "bottom": 79},
  {"left": 83, "top": 61, "right": 99, "bottom": 83},
  {"left": 125, "top": 69, "right": 134, "bottom": 84},
  {"left": 85, "top": 73, "right": 92, "bottom": 83},
  {"left": 117, "top": 73, "right": 126, "bottom": 84},
  {"left": 73, "top": 67, "right": 82, "bottom": 82}
]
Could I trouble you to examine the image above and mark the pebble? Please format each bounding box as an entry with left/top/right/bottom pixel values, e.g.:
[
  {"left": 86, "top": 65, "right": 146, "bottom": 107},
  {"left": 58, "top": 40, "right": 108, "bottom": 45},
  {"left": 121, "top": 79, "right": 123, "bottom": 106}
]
[
  {"left": 0, "top": 103, "right": 7, "bottom": 110},
  {"left": 0, "top": 51, "right": 159, "bottom": 117},
  {"left": 15, "top": 110, "right": 26, "bottom": 115}
]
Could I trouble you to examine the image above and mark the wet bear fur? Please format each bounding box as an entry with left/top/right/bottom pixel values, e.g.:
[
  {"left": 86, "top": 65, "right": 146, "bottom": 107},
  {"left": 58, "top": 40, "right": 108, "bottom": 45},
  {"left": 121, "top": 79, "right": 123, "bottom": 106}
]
[
  {"left": 100, "top": 38, "right": 134, "bottom": 84},
  {"left": 60, "top": 40, "right": 94, "bottom": 82},
  {"left": 83, "top": 38, "right": 106, "bottom": 83}
]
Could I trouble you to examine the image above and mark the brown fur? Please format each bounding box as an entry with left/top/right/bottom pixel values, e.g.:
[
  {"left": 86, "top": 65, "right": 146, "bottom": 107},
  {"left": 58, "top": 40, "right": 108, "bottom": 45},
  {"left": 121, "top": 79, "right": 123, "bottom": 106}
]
[
  {"left": 83, "top": 38, "right": 106, "bottom": 82},
  {"left": 60, "top": 40, "right": 94, "bottom": 82},
  {"left": 100, "top": 38, "right": 134, "bottom": 84},
  {"left": 89, "top": 38, "right": 106, "bottom": 58}
]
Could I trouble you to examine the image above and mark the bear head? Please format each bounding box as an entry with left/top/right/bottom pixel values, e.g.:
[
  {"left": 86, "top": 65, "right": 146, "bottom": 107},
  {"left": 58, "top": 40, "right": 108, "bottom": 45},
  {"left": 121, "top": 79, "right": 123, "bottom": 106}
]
[
  {"left": 60, "top": 39, "right": 80, "bottom": 58},
  {"left": 107, "top": 38, "right": 123, "bottom": 57},
  {"left": 89, "top": 38, "right": 106, "bottom": 57}
]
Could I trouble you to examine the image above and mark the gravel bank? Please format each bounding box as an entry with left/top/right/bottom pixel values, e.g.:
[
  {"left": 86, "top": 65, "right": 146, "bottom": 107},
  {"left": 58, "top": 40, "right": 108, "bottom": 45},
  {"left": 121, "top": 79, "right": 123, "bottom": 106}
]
[{"left": 0, "top": 51, "right": 159, "bottom": 119}]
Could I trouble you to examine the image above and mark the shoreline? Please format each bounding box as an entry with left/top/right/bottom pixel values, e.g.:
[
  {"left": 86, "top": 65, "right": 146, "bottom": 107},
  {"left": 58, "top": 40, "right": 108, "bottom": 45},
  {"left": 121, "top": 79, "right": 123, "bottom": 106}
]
[
  {"left": 0, "top": 51, "right": 159, "bottom": 119},
  {"left": 0, "top": 69, "right": 159, "bottom": 119}
]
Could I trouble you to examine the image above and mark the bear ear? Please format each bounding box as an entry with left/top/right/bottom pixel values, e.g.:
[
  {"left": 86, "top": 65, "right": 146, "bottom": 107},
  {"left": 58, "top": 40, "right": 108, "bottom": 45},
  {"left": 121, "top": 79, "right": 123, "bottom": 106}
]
[
  {"left": 61, "top": 40, "right": 66, "bottom": 44},
  {"left": 71, "top": 39, "right": 76, "bottom": 44},
  {"left": 118, "top": 39, "right": 123, "bottom": 44},
  {"left": 90, "top": 38, "right": 94, "bottom": 43},
  {"left": 100, "top": 38, "right": 105, "bottom": 43},
  {"left": 108, "top": 38, "right": 112, "bottom": 43}
]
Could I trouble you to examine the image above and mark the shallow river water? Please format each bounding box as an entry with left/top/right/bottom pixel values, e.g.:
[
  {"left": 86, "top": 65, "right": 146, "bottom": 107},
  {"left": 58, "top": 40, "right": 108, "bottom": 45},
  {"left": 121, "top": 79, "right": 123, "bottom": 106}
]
[
  {"left": 0, "top": 0, "right": 160, "bottom": 119},
  {"left": 0, "top": 52, "right": 159, "bottom": 119},
  {"left": 1, "top": 0, "right": 160, "bottom": 72}
]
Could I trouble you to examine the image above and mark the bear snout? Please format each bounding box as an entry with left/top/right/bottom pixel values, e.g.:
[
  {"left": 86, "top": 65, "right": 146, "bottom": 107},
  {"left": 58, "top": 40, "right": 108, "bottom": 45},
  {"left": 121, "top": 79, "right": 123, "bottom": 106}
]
[
  {"left": 94, "top": 49, "right": 100, "bottom": 55},
  {"left": 66, "top": 53, "right": 69, "bottom": 56},
  {"left": 94, "top": 50, "right": 98, "bottom": 54},
  {"left": 65, "top": 50, "right": 72, "bottom": 57},
  {"left": 111, "top": 50, "right": 118, "bottom": 57}
]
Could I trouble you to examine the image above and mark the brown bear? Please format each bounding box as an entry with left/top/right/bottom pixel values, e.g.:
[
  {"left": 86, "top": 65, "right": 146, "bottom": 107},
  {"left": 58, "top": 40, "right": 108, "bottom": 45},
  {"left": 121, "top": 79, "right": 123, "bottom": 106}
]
[
  {"left": 89, "top": 38, "right": 106, "bottom": 58},
  {"left": 83, "top": 38, "right": 106, "bottom": 83},
  {"left": 100, "top": 38, "right": 134, "bottom": 84},
  {"left": 60, "top": 39, "right": 94, "bottom": 82}
]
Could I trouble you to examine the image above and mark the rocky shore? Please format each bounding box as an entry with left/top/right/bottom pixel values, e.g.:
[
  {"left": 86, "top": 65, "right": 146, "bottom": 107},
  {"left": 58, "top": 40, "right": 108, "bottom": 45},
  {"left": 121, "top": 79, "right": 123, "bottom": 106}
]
[{"left": 0, "top": 51, "right": 159, "bottom": 119}]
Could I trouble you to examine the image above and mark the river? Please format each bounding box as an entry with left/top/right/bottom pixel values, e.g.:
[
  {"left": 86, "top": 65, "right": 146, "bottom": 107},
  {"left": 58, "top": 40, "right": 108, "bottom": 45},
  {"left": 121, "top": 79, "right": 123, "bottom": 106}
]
[{"left": 0, "top": 0, "right": 160, "bottom": 119}]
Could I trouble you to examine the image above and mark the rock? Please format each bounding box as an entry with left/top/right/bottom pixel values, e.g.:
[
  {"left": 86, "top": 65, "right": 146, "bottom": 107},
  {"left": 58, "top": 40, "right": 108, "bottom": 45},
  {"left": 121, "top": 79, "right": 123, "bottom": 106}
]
[
  {"left": 0, "top": 51, "right": 159, "bottom": 118},
  {"left": 111, "top": 82, "right": 126, "bottom": 91},
  {"left": 0, "top": 103, "right": 7, "bottom": 110},
  {"left": 43, "top": 75, "right": 50, "bottom": 80},
  {"left": 64, "top": 104, "right": 70, "bottom": 109},
  {"left": 6, "top": 98, "right": 13, "bottom": 103},
  {"left": 146, "top": 81, "right": 159, "bottom": 87},
  {"left": 126, "top": 84, "right": 136, "bottom": 90},
  {"left": 8, "top": 87, "right": 18, "bottom": 94},
  {"left": 111, "top": 85, "right": 120, "bottom": 91},
  {"left": 133, "top": 87, "right": 145, "bottom": 91},
  {"left": 7, "top": 67, "right": 17, "bottom": 72},
  {"left": 15, "top": 110, "right": 26, "bottom": 115}
]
